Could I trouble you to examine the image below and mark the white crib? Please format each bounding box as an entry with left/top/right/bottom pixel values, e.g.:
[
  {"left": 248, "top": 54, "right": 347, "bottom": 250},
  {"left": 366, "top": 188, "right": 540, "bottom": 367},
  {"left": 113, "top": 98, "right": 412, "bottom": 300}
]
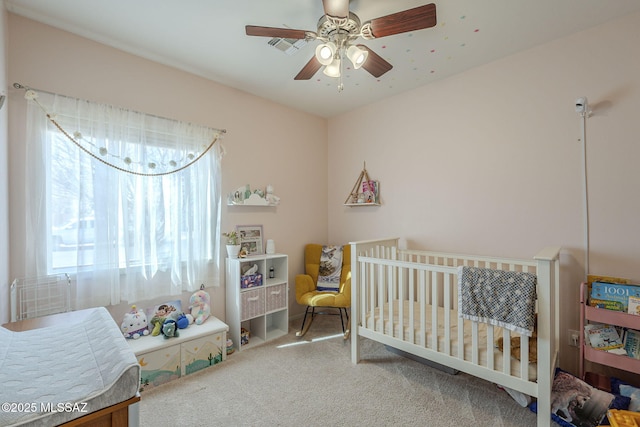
[{"left": 350, "top": 238, "right": 561, "bottom": 427}]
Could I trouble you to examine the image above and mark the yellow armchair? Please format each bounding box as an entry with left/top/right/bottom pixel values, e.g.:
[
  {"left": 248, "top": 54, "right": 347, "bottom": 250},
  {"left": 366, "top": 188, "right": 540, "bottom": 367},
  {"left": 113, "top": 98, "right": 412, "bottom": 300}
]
[{"left": 295, "top": 244, "right": 351, "bottom": 338}]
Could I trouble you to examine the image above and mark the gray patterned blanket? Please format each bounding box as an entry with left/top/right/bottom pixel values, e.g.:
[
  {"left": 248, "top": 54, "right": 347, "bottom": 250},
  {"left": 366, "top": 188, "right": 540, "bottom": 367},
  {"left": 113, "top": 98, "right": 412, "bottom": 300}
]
[{"left": 457, "top": 266, "right": 537, "bottom": 337}]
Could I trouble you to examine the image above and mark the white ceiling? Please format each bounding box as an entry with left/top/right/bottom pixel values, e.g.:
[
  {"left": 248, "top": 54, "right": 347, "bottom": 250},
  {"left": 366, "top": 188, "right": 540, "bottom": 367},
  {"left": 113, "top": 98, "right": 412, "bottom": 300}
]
[{"left": 6, "top": 0, "right": 640, "bottom": 118}]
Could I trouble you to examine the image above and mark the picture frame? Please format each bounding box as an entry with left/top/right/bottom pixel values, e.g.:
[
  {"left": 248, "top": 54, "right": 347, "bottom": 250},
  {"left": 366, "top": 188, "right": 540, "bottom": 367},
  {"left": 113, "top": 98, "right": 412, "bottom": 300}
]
[{"left": 236, "top": 224, "right": 264, "bottom": 255}]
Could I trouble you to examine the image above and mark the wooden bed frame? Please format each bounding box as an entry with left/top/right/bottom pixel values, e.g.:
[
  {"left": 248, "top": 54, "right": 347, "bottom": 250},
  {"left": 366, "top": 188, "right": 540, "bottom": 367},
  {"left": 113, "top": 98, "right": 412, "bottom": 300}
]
[
  {"left": 2, "top": 309, "right": 141, "bottom": 427},
  {"left": 61, "top": 395, "right": 140, "bottom": 427},
  {"left": 349, "top": 238, "right": 561, "bottom": 427}
]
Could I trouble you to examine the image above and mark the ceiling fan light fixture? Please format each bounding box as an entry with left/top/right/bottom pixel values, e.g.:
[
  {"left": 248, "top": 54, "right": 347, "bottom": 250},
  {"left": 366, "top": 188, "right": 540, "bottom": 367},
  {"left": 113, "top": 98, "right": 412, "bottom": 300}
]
[
  {"left": 315, "top": 42, "right": 336, "bottom": 65},
  {"left": 323, "top": 57, "right": 341, "bottom": 77},
  {"left": 346, "top": 45, "right": 368, "bottom": 69}
]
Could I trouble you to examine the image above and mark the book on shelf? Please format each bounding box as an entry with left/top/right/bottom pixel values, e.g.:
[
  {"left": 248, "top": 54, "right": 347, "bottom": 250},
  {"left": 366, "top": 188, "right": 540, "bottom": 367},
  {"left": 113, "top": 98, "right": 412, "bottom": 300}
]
[
  {"left": 590, "top": 281, "right": 640, "bottom": 312},
  {"left": 628, "top": 295, "right": 640, "bottom": 316},
  {"left": 584, "top": 323, "right": 624, "bottom": 351},
  {"left": 623, "top": 328, "right": 640, "bottom": 359},
  {"left": 587, "top": 275, "right": 630, "bottom": 285},
  {"left": 589, "top": 298, "right": 624, "bottom": 312}
]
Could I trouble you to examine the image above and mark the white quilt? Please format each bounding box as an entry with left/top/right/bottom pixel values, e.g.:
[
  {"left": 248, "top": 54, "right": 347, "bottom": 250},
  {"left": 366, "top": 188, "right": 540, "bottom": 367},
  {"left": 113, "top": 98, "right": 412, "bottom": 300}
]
[{"left": 0, "top": 307, "right": 140, "bottom": 426}]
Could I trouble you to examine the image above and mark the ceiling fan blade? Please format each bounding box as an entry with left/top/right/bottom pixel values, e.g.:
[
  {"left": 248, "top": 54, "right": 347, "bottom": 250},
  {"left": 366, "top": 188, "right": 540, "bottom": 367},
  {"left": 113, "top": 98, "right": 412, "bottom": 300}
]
[
  {"left": 322, "top": 0, "right": 349, "bottom": 18},
  {"left": 365, "top": 3, "right": 436, "bottom": 38},
  {"left": 245, "top": 25, "right": 309, "bottom": 39},
  {"left": 294, "top": 56, "right": 322, "bottom": 80},
  {"left": 357, "top": 45, "right": 393, "bottom": 78}
]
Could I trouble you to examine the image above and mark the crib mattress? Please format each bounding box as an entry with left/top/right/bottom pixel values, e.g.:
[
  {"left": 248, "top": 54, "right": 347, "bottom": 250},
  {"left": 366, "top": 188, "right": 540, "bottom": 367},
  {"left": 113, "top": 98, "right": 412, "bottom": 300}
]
[
  {"left": 365, "top": 300, "right": 536, "bottom": 380},
  {"left": 0, "top": 307, "right": 140, "bottom": 427}
]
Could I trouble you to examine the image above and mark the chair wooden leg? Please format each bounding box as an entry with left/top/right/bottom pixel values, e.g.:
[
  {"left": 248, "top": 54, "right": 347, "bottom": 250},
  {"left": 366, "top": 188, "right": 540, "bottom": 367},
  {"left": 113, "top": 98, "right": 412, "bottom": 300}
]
[{"left": 296, "top": 306, "right": 315, "bottom": 337}]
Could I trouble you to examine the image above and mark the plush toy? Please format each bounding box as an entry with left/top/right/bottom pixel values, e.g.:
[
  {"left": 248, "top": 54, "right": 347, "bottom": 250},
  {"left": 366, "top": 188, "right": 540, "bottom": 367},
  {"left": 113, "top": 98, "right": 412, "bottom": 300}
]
[
  {"left": 121, "top": 305, "right": 150, "bottom": 339},
  {"left": 161, "top": 318, "right": 179, "bottom": 339},
  {"left": 189, "top": 288, "right": 211, "bottom": 325},
  {"left": 149, "top": 303, "right": 176, "bottom": 336},
  {"left": 168, "top": 311, "right": 190, "bottom": 329},
  {"left": 496, "top": 318, "right": 538, "bottom": 363},
  {"left": 150, "top": 315, "right": 164, "bottom": 336}
]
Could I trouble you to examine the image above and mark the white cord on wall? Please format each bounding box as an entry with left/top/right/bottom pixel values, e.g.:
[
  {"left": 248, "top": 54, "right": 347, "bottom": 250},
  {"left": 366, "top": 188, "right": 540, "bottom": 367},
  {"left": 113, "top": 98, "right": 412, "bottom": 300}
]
[{"left": 576, "top": 97, "right": 590, "bottom": 281}]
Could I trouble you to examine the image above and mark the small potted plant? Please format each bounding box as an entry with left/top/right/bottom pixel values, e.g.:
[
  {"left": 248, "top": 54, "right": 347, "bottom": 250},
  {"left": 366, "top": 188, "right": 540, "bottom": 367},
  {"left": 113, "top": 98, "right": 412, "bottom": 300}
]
[{"left": 223, "top": 230, "right": 241, "bottom": 258}]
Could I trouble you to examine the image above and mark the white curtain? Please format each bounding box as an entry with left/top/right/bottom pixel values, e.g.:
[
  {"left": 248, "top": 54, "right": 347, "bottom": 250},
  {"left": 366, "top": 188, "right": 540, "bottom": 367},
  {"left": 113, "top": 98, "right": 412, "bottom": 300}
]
[{"left": 24, "top": 91, "right": 223, "bottom": 308}]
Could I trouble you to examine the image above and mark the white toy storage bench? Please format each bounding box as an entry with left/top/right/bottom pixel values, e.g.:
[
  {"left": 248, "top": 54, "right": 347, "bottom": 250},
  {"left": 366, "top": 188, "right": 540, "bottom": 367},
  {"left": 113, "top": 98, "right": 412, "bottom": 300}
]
[{"left": 126, "top": 316, "right": 228, "bottom": 391}]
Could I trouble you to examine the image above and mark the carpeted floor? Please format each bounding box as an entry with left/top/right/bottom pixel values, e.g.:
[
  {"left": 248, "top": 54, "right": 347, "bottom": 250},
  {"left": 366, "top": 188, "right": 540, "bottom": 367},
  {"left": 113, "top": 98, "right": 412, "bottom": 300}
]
[{"left": 139, "top": 314, "right": 539, "bottom": 426}]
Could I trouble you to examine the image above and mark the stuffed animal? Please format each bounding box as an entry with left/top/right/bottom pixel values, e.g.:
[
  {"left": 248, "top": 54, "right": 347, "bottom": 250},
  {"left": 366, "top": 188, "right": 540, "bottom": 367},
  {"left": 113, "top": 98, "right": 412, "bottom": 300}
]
[
  {"left": 496, "top": 318, "right": 538, "bottom": 363},
  {"left": 239, "top": 247, "right": 249, "bottom": 258},
  {"left": 189, "top": 288, "right": 211, "bottom": 325},
  {"left": 121, "top": 305, "right": 150, "bottom": 339},
  {"left": 497, "top": 334, "right": 537, "bottom": 363},
  {"left": 149, "top": 303, "right": 176, "bottom": 336},
  {"left": 161, "top": 318, "right": 179, "bottom": 339},
  {"left": 168, "top": 311, "right": 190, "bottom": 329}
]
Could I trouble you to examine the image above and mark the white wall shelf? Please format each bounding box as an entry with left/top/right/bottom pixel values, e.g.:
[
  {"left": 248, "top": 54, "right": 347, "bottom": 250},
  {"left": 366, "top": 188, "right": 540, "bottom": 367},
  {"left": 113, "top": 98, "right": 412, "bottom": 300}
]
[
  {"left": 227, "top": 185, "right": 280, "bottom": 206},
  {"left": 344, "top": 162, "right": 380, "bottom": 207}
]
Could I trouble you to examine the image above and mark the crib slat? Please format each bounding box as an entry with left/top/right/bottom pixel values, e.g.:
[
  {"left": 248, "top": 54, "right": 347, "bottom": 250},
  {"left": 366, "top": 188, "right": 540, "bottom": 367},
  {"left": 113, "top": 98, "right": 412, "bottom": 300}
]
[
  {"left": 385, "top": 266, "right": 402, "bottom": 338},
  {"left": 472, "top": 322, "right": 479, "bottom": 364},
  {"left": 398, "top": 265, "right": 404, "bottom": 341},
  {"left": 503, "top": 329, "right": 511, "bottom": 375},
  {"left": 520, "top": 334, "right": 529, "bottom": 379},
  {"left": 431, "top": 270, "right": 438, "bottom": 350},
  {"left": 409, "top": 267, "right": 415, "bottom": 344},
  {"left": 457, "top": 318, "right": 464, "bottom": 360},
  {"left": 443, "top": 272, "right": 451, "bottom": 355},
  {"left": 487, "top": 326, "right": 494, "bottom": 371},
  {"left": 419, "top": 269, "right": 426, "bottom": 347}
]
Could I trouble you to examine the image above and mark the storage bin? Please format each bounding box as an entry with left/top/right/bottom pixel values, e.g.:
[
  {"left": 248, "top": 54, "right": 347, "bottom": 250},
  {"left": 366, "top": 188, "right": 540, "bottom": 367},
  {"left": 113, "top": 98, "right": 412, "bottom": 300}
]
[
  {"left": 266, "top": 284, "right": 287, "bottom": 312},
  {"left": 241, "top": 288, "right": 265, "bottom": 321}
]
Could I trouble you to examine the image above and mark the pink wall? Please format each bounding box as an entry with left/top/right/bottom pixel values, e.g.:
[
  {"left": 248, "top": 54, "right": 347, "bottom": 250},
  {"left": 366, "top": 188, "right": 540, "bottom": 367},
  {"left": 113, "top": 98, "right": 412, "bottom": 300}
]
[
  {"left": 4, "top": 8, "right": 640, "bottom": 381},
  {"left": 328, "top": 11, "right": 640, "bottom": 377},
  {"left": 5, "top": 14, "right": 328, "bottom": 323}
]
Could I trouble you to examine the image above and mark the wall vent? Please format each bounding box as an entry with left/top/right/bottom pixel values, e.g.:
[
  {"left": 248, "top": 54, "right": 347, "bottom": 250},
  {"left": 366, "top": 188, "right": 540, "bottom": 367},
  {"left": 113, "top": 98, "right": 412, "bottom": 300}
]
[{"left": 268, "top": 37, "right": 307, "bottom": 55}]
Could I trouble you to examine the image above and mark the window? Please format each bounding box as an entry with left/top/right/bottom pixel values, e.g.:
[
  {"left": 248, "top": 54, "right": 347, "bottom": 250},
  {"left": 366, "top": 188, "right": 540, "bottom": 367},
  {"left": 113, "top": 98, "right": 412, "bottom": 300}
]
[{"left": 25, "top": 90, "right": 224, "bottom": 308}]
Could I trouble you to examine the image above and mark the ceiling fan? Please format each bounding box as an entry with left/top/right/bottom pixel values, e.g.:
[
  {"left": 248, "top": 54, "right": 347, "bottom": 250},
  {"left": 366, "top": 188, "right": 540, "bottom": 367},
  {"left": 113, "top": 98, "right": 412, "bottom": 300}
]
[{"left": 245, "top": 1, "right": 437, "bottom": 89}]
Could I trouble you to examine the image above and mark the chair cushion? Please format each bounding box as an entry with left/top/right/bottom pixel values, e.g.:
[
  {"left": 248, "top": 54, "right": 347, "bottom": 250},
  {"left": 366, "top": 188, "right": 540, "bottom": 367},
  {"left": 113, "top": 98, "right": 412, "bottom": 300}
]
[{"left": 297, "top": 290, "right": 350, "bottom": 308}]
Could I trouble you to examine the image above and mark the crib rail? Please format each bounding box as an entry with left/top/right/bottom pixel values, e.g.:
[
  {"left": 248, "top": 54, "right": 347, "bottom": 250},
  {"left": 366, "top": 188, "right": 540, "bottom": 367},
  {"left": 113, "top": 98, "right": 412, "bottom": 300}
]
[{"left": 350, "top": 238, "right": 560, "bottom": 427}]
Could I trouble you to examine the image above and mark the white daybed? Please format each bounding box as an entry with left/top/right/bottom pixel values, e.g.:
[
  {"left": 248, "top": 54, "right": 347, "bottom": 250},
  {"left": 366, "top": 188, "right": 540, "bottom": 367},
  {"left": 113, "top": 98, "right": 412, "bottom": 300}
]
[
  {"left": 0, "top": 307, "right": 141, "bottom": 427},
  {"left": 350, "top": 238, "right": 561, "bottom": 427}
]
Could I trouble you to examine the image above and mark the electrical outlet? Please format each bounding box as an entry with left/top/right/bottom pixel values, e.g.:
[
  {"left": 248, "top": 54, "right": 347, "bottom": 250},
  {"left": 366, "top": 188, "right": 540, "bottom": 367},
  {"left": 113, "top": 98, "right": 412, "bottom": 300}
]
[{"left": 568, "top": 329, "right": 580, "bottom": 347}]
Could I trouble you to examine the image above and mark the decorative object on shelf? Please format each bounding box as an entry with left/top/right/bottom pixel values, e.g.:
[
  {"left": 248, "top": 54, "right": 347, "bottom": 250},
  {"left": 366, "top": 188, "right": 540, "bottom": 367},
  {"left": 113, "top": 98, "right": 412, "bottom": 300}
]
[
  {"left": 228, "top": 184, "right": 280, "bottom": 206},
  {"left": 236, "top": 224, "right": 264, "bottom": 255},
  {"left": 15, "top": 83, "right": 225, "bottom": 177},
  {"left": 241, "top": 327, "right": 250, "bottom": 346},
  {"left": 242, "top": 264, "right": 259, "bottom": 276},
  {"left": 266, "top": 239, "right": 276, "bottom": 254},
  {"left": 344, "top": 162, "right": 380, "bottom": 206},
  {"left": 223, "top": 230, "right": 241, "bottom": 258}
]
